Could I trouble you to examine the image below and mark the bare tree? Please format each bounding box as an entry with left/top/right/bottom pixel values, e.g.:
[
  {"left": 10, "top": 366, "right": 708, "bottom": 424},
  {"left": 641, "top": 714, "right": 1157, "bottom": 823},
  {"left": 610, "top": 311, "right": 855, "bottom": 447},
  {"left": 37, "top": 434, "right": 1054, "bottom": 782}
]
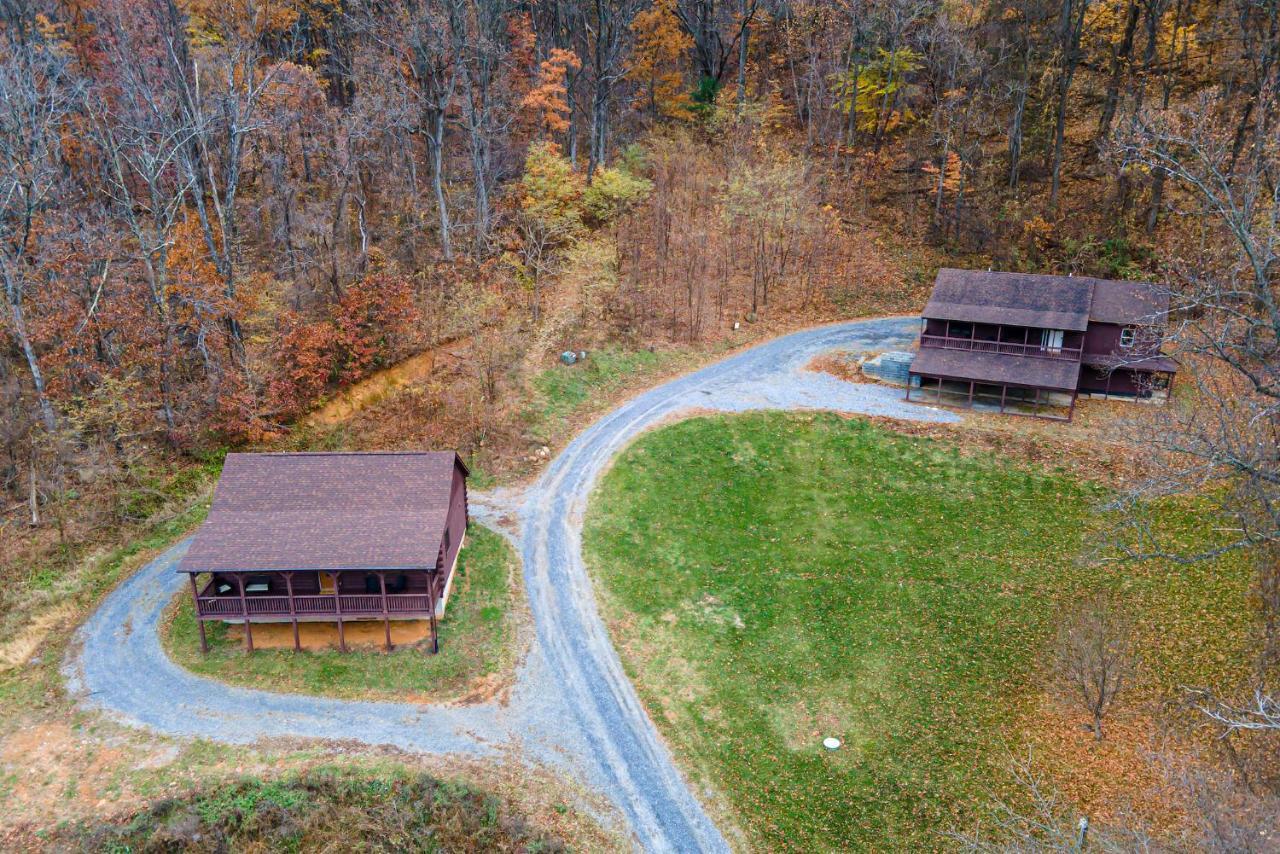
[
  {"left": 1054, "top": 592, "right": 1135, "bottom": 741},
  {"left": 91, "top": 6, "right": 202, "bottom": 435},
  {"left": 1048, "top": 0, "right": 1093, "bottom": 210},
  {"left": 153, "top": 0, "right": 278, "bottom": 357},
  {"left": 949, "top": 751, "right": 1153, "bottom": 852},
  {"left": 378, "top": 0, "right": 462, "bottom": 260},
  {"left": 1114, "top": 90, "right": 1280, "bottom": 658},
  {"left": 674, "top": 0, "right": 758, "bottom": 87},
  {"left": 0, "top": 4, "right": 81, "bottom": 434},
  {"left": 451, "top": 0, "right": 513, "bottom": 250},
  {"left": 579, "top": 0, "right": 641, "bottom": 177}
]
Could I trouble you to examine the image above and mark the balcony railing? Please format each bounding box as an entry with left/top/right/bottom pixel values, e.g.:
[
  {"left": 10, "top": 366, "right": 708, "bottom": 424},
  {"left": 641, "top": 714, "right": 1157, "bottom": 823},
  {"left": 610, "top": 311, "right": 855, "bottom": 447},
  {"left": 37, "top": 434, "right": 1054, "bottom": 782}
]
[
  {"left": 920, "top": 334, "right": 1082, "bottom": 362},
  {"left": 196, "top": 592, "right": 436, "bottom": 619}
]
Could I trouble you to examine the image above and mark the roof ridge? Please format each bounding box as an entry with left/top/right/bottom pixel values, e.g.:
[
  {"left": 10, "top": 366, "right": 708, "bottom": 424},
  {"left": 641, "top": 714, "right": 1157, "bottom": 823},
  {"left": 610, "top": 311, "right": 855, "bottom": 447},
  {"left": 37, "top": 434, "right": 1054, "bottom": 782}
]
[{"left": 227, "top": 450, "right": 457, "bottom": 457}]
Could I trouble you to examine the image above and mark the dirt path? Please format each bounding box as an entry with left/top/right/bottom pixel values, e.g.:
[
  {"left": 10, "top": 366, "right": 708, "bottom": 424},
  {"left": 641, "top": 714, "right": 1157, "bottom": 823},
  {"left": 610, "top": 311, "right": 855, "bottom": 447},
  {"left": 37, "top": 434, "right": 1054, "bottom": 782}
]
[
  {"left": 64, "top": 317, "right": 956, "bottom": 852},
  {"left": 305, "top": 336, "right": 472, "bottom": 427}
]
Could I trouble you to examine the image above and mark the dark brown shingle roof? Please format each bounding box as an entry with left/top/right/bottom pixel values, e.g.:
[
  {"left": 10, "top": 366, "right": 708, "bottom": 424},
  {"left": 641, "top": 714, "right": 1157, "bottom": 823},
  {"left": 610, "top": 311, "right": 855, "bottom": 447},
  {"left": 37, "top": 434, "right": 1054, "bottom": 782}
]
[
  {"left": 1083, "top": 353, "right": 1179, "bottom": 372},
  {"left": 177, "top": 451, "right": 465, "bottom": 573},
  {"left": 910, "top": 348, "right": 1082, "bottom": 391},
  {"left": 923, "top": 268, "right": 1095, "bottom": 331},
  {"left": 922, "top": 269, "right": 1170, "bottom": 331},
  {"left": 1089, "top": 279, "right": 1169, "bottom": 325}
]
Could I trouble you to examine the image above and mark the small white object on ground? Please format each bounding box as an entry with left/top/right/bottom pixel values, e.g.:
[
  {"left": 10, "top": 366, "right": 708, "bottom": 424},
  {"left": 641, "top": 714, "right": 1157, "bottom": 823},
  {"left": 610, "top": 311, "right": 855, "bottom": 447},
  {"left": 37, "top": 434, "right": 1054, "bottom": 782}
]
[{"left": 823, "top": 737, "right": 842, "bottom": 750}]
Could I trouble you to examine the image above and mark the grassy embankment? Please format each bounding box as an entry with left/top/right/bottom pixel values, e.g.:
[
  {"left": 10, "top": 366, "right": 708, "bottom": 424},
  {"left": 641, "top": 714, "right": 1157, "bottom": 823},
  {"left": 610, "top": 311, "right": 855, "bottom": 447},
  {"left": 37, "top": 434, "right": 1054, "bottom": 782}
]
[
  {"left": 525, "top": 346, "right": 698, "bottom": 449},
  {"left": 39, "top": 767, "right": 566, "bottom": 852},
  {"left": 583, "top": 411, "right": 1254, "bottom": 851},
  {"left": 163, "top": 525, "right": 518, "bottom": 702}
]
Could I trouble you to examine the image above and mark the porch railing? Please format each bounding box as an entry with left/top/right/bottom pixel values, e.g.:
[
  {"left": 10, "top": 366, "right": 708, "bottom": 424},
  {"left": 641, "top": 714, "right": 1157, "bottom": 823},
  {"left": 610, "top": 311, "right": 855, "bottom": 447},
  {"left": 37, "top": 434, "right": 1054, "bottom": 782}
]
[
  {"left": 920, "top": 334, "right": 1082, "bottom": 361},
  {"left": 196, "top": 592, "right": 436, "bottom": 619}
]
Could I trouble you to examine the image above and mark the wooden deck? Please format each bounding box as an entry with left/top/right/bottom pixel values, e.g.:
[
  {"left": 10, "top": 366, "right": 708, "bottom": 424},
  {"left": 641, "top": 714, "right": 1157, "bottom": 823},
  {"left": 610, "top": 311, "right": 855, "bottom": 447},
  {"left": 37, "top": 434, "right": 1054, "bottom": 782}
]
[{"left": 195, "top": 589, "right": 437, "bottom": 621}]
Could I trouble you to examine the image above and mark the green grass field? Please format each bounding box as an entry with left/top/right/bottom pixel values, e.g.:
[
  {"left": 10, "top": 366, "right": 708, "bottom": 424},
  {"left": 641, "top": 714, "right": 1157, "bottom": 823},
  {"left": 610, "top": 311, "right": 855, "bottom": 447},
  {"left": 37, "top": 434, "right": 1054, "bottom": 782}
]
[
  {"left": 163, "top": 524, "right": 519, "bottom": 702},
  {"left": 583, "top": 412, "right": 1252, "bottom": 850}
]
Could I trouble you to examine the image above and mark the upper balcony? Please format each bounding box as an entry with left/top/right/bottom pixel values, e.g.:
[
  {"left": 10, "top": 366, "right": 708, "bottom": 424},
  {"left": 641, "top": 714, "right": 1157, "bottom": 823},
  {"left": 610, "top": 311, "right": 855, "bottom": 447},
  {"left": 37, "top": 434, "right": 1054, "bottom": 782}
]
[{"left": 919, "top": 333, "right": 1083, "bottom": 362}]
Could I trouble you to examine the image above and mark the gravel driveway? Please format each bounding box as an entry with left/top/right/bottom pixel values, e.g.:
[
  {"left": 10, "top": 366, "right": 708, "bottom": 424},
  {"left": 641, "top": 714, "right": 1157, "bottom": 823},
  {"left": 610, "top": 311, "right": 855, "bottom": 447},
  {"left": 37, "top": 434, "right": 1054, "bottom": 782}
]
[{"left": 64, "top": 316, "right": 957, "bottom": 852}]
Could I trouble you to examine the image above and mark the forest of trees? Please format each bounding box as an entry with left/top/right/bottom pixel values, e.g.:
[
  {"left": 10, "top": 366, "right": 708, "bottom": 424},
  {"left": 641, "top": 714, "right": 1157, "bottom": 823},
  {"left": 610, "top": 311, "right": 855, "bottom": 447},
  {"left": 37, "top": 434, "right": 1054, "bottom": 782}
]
[
  {"left": 3, "top": 0, "right": 1280, "bottom": 834},
  {"left": 3, "top": 0, "right": 1276, "bottom": 491}
]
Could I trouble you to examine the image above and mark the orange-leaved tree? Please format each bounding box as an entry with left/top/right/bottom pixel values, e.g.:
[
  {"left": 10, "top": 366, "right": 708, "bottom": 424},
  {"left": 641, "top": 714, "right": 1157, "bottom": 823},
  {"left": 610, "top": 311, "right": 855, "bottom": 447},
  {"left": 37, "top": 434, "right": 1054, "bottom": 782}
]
[
  {"left": 521, "top": 48, "right": 583, "bottom": 138},
  {"left": 266, "top": 270, "right": 421, "bottom": 420},
  {"left": 629, "top": 0, "right": 693, "bottom": 120}
]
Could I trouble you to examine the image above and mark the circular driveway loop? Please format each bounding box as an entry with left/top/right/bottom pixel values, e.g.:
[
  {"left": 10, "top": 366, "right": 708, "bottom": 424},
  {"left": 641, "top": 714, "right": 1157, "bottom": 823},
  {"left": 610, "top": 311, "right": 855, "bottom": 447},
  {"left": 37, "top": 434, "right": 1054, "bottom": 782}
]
[{"left": 66, "top": 317, "right": 957, "bottom": 852}]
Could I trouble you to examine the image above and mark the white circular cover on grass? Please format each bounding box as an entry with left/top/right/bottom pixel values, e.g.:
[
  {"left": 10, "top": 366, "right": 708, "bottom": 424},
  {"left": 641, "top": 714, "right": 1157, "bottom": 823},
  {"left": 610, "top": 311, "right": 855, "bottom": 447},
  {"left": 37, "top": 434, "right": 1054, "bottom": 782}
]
[{"left": 823, "top": 737, "right": 842, "bottom": 750}]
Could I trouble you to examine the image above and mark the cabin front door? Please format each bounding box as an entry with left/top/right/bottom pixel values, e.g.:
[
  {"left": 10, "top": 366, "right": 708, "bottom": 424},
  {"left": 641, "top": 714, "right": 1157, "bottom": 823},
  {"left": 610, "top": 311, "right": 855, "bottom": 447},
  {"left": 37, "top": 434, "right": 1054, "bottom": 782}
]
[{"left": 319, "top": 572, "right": 336, "bottom": 595}]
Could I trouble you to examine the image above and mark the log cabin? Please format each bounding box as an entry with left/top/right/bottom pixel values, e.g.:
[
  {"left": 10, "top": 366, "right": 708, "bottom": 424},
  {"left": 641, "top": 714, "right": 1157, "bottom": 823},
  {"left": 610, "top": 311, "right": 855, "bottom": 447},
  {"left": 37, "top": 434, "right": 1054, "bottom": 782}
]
[
  {"left": 906, "top": 269, "right": 1179, "bottom": 420},
  {"left": 177, "top": 451, "right": 469, "bottom": 654}
]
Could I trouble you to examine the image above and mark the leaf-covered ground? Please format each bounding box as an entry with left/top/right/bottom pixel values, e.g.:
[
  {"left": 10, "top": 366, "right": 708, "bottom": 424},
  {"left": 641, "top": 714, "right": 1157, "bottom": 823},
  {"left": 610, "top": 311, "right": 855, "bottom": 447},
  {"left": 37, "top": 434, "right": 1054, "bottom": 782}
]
[
  {"left": 163, "top": 524, "right": 519, "bottom": 703},
  {"left": 583, "top": 412, "right": 1253, "bottom": 850}
]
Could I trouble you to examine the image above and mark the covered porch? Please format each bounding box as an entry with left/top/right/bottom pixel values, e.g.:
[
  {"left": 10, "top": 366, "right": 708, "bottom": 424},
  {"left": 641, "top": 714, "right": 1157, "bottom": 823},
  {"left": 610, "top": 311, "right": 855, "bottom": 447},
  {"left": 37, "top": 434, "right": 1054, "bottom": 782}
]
[
  {"left": 906, "top": 375, "right": 1077, "bottom": 420},
  {"left": 187, "top": 568, "right": 442, "bottom": 655}
]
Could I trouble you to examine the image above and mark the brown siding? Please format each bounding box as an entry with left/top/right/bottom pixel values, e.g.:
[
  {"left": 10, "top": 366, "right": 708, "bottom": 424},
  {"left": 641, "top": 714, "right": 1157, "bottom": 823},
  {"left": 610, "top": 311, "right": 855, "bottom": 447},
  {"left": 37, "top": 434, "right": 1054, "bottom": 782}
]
[
  {"left": 441, "top": 461, "right": 469, "bottom": 579},
  {"left": 1083, "top": 321, "right": 1126, "bottom": 356},
  {"left": 1078, "top": 366, "right": 1148, "bottom": 396}
]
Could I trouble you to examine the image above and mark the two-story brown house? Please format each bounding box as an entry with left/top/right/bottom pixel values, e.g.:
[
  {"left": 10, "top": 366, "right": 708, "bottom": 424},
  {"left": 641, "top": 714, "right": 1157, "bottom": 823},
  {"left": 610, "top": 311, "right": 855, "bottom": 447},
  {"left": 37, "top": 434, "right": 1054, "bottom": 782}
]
[{"left": 906, "top": 269, "right": 1178, "bottom": 420}]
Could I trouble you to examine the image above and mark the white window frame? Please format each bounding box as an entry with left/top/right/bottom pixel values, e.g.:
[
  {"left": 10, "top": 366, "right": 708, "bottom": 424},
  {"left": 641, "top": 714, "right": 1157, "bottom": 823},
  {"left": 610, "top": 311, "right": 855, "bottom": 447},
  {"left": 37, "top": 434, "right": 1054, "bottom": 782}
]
[
  {"left": 1119, "top": 326, "right": 1137, "bottom": 349},
  {"left": 1040, "top": 328, "right": 1064, "bottom": 354}
]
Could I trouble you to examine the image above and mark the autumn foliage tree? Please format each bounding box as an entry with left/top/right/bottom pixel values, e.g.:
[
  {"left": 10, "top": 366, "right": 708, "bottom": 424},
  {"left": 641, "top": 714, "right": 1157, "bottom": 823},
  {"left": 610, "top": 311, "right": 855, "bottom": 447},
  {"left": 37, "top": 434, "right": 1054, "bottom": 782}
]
[
  {"left": 266, "top": 270, "right": 420, "bottom": 422},
  {"left": 629, "top": 0, "right": 693, "bottom": 119},
  {"left": 522, "top": 48, "right": 582, "bottom": 138}
]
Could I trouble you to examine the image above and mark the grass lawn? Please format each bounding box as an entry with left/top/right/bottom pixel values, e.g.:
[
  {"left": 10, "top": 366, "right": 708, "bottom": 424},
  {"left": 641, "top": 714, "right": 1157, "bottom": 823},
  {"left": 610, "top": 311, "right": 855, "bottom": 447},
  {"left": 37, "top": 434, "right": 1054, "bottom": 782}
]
[
  {"left": 528, "top": 347, "right": 696, "bottom": 445},
  {"left": 583, "top": 411, "right": 1253, "bottom": 851},
  {"left": 162, "top": 524, "right": 520, "bottom": 703}
]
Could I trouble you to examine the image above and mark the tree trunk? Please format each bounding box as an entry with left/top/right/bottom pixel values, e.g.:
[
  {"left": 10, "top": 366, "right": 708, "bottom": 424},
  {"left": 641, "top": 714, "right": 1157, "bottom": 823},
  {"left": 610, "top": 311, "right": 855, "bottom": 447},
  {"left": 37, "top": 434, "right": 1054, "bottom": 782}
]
[
  {"left": 4, "top": 279, "right": 57, "bottom": 433},
  {"left": 427, "top": 109, "right": 452, "bottom": 260},
  {"left": 589, "top": 77, "right": 609, "bottom": 177},
  {"left": 1050, "top": 0, "right": 1087, "bottom": 211},
  {"left": 1097, "top": 0, "right": 1140, "bottom": 143},
  {"left": 737, "top": 0, "right": 749, "bottom": 109}
]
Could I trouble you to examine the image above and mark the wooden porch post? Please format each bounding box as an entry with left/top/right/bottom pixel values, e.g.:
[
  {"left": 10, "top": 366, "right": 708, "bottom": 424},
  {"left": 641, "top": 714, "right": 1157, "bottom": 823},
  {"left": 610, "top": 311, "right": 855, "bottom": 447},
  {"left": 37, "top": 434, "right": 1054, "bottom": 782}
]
[
  {"left": 189, "top": 573, "right": 208, "bottom": 654},
  {"left": 999, "top": 384, "right": 1007, "bottom": 414},
  {"left": 379, "top": 571, "right": 392, "bottom": 651},
  {"left": 285, "top": 572, "right": 300, "bottom": 652},
  {"left": 967, "top": 380, "right": 975, "bottom": 409},
  {"left": 236, "top": 574, "right": 253, "bottom": 654},
  {"left": 1068, "top": 389, "right": 1078, "bottom": 421},
  {"left": 428, "top": 570, "right": 439, "bottom": 654},
  {"left": 333, "top": 572, "right": 346, "bottom": 652},
  {"left": 935, "top": 376, "right": 943, "bottom": 403}
]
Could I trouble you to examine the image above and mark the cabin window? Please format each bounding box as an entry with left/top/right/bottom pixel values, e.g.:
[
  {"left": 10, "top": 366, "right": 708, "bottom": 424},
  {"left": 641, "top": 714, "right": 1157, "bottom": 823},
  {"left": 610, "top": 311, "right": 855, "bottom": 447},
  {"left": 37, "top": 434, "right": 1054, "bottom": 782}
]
[
  {"left": 1119, "top": 326, "right": 1137, "bottom": 348},
  {"left": 947, "top": 321, "right": 972, "bottom": 339},
  {"left": 1040, "top": 329, "right": 1064, "bottom": 353},
  {"left": 319, "top": 573, "right": 336, "bottom": 595}
]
